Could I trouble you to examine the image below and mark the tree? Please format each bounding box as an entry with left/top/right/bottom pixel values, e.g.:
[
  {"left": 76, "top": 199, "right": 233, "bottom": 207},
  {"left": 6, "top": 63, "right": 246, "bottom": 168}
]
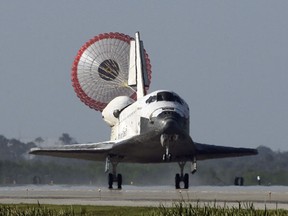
[
  {"left": 59, "top": 133, "right": 76, "bottom": 145},
  {"left": 34, "top": 137, "right": 44, "bottom": 144}
]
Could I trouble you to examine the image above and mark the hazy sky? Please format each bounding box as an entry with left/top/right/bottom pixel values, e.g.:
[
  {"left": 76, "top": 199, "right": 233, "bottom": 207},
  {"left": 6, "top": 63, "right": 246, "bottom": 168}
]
[{"left": 0, "top": 1, "right": 287, "bottom": 151}]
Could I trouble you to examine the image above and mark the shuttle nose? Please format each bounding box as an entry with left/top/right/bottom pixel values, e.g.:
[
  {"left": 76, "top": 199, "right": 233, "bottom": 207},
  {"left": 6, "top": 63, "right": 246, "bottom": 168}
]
[
  {"left": 154, "top": 110, "right": 188, "bottom": 135},
  {"left": 162, "top": 118, "right": 180, "bottom": 134}
]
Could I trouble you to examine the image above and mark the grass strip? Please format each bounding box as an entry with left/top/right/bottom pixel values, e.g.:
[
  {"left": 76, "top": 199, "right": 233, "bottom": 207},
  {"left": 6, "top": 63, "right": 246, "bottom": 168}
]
[{"left": 0, "top": 202, "right": 288, "bottom": 216}]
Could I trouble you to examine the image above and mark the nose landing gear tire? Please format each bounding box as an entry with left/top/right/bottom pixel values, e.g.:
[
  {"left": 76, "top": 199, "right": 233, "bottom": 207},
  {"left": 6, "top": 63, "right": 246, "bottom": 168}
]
[
  {"left": 175, "top": 174, "right": 180, "bottom": 189},
  {"left": 184, "top": 173, "right": 189, "bottom": 189},
  {"left": 175, "top": 173, "right": 189, "bottom": 189}
]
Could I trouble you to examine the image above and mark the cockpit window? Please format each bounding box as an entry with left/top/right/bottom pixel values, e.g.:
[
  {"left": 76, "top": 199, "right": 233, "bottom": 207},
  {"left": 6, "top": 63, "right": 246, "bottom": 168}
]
[
  {"left": 146, "top": 95, "right": 157, "bottom": 103},
  {"left": 157, "top": 92, "right": 173, "bottom": 102},
  {"left": 146, "top": 91, "right": 184, "bottom": 104},
  {"left": 174, "top": 95, "right": 184, "bottom": 105}
]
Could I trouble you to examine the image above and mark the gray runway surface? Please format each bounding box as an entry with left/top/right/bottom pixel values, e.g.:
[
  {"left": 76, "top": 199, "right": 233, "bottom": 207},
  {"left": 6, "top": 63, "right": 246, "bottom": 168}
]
[{"left": 0, "top": 185, "right": 288, "bottom": 210}]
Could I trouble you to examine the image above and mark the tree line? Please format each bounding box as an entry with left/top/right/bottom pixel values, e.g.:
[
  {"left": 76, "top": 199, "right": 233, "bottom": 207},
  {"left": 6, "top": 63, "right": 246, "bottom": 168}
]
[{"left": 0, "top": 134, "right": 287, "bottom": 186}]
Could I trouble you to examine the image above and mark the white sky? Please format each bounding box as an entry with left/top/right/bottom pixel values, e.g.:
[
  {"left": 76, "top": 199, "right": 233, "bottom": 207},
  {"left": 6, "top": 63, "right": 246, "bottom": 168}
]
[{"left": 0, "top": 1, "right": 287, "bottom": 151}]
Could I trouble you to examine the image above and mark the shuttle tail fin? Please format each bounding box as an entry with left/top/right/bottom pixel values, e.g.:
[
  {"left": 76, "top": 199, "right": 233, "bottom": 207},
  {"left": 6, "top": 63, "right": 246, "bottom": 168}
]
[{"left": 128, "top": 32, "right": 149, "bottom": 100}]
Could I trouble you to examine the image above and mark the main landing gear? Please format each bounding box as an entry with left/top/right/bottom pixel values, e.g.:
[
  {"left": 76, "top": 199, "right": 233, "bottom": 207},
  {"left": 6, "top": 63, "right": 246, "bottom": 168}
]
[{"left": 105, "top": 156, "right": 122, "bottom": 189}]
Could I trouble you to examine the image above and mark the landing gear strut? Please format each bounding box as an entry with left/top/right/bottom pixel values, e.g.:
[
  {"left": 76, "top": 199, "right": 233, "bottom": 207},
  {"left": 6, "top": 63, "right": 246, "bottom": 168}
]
[
  {"left": 175, "top": 162, "right": 189, "bottom": 189},
  {"left": 162, "top": 145, "right": 172, "bottom": 161},
  {"left": 175, "top": 158, "right": 197, "bottom": 189},
  {"left": 105, "top": 156, "right": 122, "bottom": 189},
  {"left": 161, "top": 134, "right": 178, "bottom": 161}
]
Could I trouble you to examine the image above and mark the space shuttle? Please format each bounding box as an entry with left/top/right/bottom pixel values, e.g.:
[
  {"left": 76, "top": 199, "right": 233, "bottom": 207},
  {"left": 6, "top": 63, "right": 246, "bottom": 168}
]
[{"left": 30, "top": 32, "right": 257, "bottom": 189}]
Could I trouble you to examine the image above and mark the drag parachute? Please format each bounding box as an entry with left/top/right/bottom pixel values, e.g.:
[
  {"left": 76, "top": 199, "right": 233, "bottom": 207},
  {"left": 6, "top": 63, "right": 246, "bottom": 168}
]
[{"left": 71, "top": 32, "right": 152, "bottom": 112}]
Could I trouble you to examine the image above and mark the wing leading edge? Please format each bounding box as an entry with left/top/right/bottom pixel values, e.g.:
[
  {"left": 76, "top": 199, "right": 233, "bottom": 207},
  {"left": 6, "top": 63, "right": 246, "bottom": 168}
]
[{"left": 194, "top": 142, "right": 258, "bottom": 160}]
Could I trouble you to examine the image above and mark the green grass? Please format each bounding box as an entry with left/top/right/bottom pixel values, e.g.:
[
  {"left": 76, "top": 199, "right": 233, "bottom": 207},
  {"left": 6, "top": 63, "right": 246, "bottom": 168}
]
[
  {"left": 0, "top": 202, "right": 288, "bottom": 216},
  {"left": 150, "top": 202, "right": 288, "bottom": 216},
  {"left": 0, "top": 203, "right": 155, "bottom": 216}
]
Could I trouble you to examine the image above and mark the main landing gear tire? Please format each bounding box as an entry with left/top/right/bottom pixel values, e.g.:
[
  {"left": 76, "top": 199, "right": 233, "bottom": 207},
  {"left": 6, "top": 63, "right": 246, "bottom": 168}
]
[
  {"left": 108, "top": 173, "right": 113, "bottom": 189},
  {"left": 108, "top": 173, "right": 122, "bottom": 189}
]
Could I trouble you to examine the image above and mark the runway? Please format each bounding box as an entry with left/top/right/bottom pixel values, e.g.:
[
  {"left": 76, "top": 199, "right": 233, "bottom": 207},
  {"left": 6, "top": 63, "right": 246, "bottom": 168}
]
[{"left": 0, "top": 185, "right": 288, "bottom": 210}]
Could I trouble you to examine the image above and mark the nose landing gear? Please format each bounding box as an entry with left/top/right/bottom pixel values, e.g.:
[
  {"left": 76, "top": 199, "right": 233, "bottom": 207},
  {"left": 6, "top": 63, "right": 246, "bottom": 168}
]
[
  {"left": 175, "top": 158, "right": 197, "bottom": 189},
  {"left": 162, "top": 145, "right": 172, "bottom": 161},
  {"left": 175, "top": 161, "right": 189, "bottom": 189},
  {"left": 161, "top": 134, "right": 178, "bottom": 161}
]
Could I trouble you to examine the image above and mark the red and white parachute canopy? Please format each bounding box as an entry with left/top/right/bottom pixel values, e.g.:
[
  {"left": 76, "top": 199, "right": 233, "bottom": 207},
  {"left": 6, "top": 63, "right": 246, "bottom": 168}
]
[{"left": 71, "top": 32, "right": 152, "bottom": 112}]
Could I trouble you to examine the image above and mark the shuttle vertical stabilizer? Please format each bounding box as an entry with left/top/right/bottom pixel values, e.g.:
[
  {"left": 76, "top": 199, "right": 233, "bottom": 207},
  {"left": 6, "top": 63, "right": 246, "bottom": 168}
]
[{"left": 128, "top": 32, "right": 149, "bottom": 100}]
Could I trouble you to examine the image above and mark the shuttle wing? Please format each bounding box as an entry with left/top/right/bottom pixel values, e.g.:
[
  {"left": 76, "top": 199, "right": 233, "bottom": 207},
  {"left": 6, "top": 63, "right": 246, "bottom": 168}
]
[
  {"left": 30, "top": 141, "right": 116, "bottom": 161},
  {"left": 194, "top": 142, "right": 258, "bottom": 160},
  {"left": 29, "top": 136, "right": 141, "bottom": 162},
  {"left": 30, "top": 136, "right": 257, "bottom": 163}
]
